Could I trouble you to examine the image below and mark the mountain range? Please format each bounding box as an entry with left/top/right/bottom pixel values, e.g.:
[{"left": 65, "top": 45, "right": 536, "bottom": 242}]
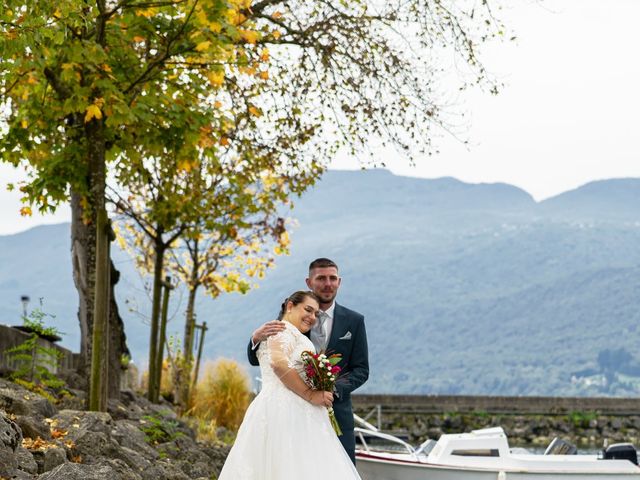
[{"left": 2, "top": 169, "right": 640, "bottom": 396}]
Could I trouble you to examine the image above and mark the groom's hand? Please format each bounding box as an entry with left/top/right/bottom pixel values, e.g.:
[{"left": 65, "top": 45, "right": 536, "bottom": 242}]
[{"left": 252, "top": 320, "right": 286, "bottom": 345}]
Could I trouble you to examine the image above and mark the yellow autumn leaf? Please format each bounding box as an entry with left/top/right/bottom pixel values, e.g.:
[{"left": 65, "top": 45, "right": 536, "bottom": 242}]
[
  {"left": 209, "top": 22, "right": 222, "bottom": 33},
  {"left": 272, "top": 30, "right": 282, "bottom": 40},
  {"left": 230, "top": 0, "right": 252, "bottom": 9},
  {"left": 272, "top": 11, "right": 283, "bottom": 19},
  {"left": 136, "top": 8, "right": 157, "bottom": 17},
  {"left": 84, "top": 104, "right": 103, "bottom": 123},
  {"left": 219, "top": 136, "right": 230, "bottom": 146},
  {"left": 207, "top": 71, "right": 225, "bottom": 87},
  {"left": 248, "top": 106, "right": 262, "bottom": 117},
  {"left": 177, "top": 159, "right": 193, "bottom": 172},
  {"left": 196, "top": 41, "right": 211, "bottom": 52},
  {"left": 195, "top": 7, "right": 208, "bottom": 24},
  {"left": 239, "top": 66, "right": 256, "bottom": 76},
  {"left": 260, "top": 48, "right": 270, "bottom": 62},
  {"left": 258, "top": 70, "right": 269, "bottom": 80},
  {"left": 21, "top": 119, "right": 28, "bottom": 128},
  {"left": 214, "top": 101, "right": 223, "bottom": 109},
  {"left": 100, "top": 64, "right": 112, "bottom": 72},
  {"left": 132, "top": 35, "right": 146, "bottom": 43},
  {"left": 52, "top": 9, "right": 61, "bottom": 18},
  {"left": 279, "top": 230, "right": 290, "bottom": 246},
  {"left": 239, "top": 30, "right": 259, "bottom": 44},
  {"left": 20, "top": 206, "right": 32, "bottom": 217},
  {"left": 227, "top": 9, "right": 247, "bottom": 25}
]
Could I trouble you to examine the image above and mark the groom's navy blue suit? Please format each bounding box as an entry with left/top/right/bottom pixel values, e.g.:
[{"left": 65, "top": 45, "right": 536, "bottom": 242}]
[{"left": 247, "top": 302, "right": 369, "bottom": 464}]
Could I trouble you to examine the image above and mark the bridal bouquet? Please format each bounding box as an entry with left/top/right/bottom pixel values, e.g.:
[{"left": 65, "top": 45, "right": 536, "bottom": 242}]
[{"left": 301, "top": 350, "right": 343, "bottom": 435}]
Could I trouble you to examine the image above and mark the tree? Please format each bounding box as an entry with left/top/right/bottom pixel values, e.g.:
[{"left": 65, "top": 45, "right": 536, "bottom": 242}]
[
  {"left": 110, "top": 155, "right": 195, "bottom": 402},
  {"left": 168, "top": 193, "right": 290, "bottom": 410},
  {"left": 2, "top": 0, "right": 502, "bottom": 405},
  {"left": 0, "top": 0, "right": 275, "bottom": 407},
  {"left": 113, "top": 152, "right": 296, "bottom": 406}
]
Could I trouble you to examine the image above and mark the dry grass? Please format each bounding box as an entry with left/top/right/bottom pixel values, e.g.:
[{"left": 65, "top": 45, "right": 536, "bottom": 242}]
[
  {"left": 188, "top": 358, "right": 251, "bottom": 432},
  {"left": 138, "top": 360, "right": 176, "bottom": 401}
]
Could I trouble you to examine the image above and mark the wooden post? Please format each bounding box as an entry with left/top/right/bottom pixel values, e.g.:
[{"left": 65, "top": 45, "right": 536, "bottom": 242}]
[
  {"left": 191, "top": 321, "right": 208, "bottom": 392},
  {"left": 89, "top": 209, "right": 111, "bottom": 411}
]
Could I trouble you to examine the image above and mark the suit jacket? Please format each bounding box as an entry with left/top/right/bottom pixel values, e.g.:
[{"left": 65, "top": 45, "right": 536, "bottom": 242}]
[{"left": 246, "top": 302, "right": 369, "bottom": 434}]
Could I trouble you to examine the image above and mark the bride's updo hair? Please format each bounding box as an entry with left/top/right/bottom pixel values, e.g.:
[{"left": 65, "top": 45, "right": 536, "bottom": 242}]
[{"left": 277, "top": 290, "right": 320, "bottom": 319}]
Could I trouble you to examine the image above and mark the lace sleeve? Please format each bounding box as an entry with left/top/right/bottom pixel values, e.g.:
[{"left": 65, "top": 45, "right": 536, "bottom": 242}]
[{"left": 266, "top": 326, "right": 298, "bottom": 372}]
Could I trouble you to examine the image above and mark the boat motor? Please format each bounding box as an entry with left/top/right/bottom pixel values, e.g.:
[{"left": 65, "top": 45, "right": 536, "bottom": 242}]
[{"left": 602, "top": 443, "right": 638, "bottom": 465}]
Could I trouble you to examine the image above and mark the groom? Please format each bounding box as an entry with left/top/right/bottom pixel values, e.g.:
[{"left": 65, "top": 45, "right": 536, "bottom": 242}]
[{"left": 247, "top": 257, "right": 369, "bottom": 464}]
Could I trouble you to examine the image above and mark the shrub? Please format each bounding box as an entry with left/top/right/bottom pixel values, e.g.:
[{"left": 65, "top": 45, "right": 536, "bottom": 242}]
[
  {"left": 139, "top": 411, "right": 184, "bottom": 445},
  {"left": 189, "top": 359, "right": 251, "bottom": 432},
  {"left": 139, "top": 359, "right": 175, "bottom": 400},
  {"left": 7, "top": 306, "right": 67, "bottom": 399}
]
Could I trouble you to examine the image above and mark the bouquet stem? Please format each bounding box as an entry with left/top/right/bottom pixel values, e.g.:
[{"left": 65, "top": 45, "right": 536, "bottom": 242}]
[{"left": 327, "top": 407, "right": 343, "bottom": 436}]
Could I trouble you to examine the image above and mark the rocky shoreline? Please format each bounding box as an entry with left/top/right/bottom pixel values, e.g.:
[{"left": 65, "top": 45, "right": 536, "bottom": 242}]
[{"left": 0, "top": 379, "right": 230, "bottom": 480}]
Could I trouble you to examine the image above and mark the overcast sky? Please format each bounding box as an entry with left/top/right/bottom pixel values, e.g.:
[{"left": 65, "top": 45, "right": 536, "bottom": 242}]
[{"left": 2, "top": 0, "right": 639, "bottom": 235}]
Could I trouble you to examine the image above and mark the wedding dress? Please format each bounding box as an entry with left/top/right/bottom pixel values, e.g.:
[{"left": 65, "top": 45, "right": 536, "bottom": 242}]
[{"left": 218, "top": 321, "right": 361, "bottom": 479}]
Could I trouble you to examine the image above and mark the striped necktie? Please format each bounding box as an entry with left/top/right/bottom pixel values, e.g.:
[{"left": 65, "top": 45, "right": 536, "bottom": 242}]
[{"left": 312, "top": 311, "right": 329, "bottom": 352}]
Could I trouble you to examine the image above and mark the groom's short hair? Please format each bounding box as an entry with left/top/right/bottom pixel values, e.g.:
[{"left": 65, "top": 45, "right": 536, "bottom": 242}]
[{"left": 309, "top": 257, "right": 338, "bottom": 272}]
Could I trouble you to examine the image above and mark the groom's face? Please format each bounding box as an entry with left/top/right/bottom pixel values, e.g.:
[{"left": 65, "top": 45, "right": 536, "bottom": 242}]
[{"left": 306, "top": 266, "right": 341, "bottom": 306}]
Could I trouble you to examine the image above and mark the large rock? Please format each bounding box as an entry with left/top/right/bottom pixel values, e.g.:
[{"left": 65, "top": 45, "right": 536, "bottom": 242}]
[
  {"left": 15, "top": 444, "right": 39, "bottom": 475},
  {"left": 155, "top": 435, "right": 229, "bottom": 479},
  {"left": 52, "top": 409, "right": 114, "bottom": 439},
  {"left": 38, "top": 459, "right": 142, "bottom": 480},
  {"left": 0, "top": 410, "right": 23, "bottom": 477},
  {"left": 31, "top": 445, "right": 67, "bottom": 473},
  {"left": 110, "top": 445, "right": 154, "bottom": 476},
  {"left": 0, "top": 379, "right": 57, "bottom": 418},
  {"left": 15, "top": 414, "right": 52, "bottom": 440},
  {"left": 73, "top": 430, "right": 122, "bottom": 463},
  {"left": 0, "top": 382, "right": 232, "bottom": 480},
  {"left": 111, "top": 420, "right": 157, "bottom": 459}
]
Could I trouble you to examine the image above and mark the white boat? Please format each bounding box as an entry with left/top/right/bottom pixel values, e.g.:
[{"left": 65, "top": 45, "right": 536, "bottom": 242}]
[{"left": 355, "top": 418, "right": 640, "bottom": 479}]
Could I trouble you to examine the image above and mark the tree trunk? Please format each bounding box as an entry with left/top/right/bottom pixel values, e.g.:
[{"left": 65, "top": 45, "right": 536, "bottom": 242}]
[
  {"left": 71, "top": 192, "right": 96, "bottom": 370},
  {"left": 183, "top": 285, "right": 198, "bottom": 367},
  {"left": 147, "top": 236, "right": 166, "bottom": 403},
  {"left": 183, "top": 238, "right": 200, "bottom": 368},
  {"left": 153, "top": 275, "right": 172, "bottom": 401},
  {"left": 108, "top": 261, "right": 130, "bottom": 397},
  {"left": 71, "top": 196, "right": 127, "bottom": 399},
  {"left": 176, "top": 238, "right": 201, "bottom": 411},
  {"left": 177, "top": 280, "right": 199, "bottom": 411}
]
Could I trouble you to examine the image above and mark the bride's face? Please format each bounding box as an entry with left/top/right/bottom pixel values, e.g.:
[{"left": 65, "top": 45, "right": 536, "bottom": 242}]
[{"left": 287, "top": 297, "right": 319, "bottom": 333}]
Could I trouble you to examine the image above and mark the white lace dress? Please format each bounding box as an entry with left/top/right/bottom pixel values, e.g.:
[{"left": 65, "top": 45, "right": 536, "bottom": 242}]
[{"left": 218, "top": 322, "right": 361, "bottom": 480}]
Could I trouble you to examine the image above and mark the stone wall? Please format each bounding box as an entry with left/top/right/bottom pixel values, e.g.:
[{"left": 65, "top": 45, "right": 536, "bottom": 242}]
[
  {"left": 0, "top": 324, "right": 81, "bottom": 374},
  {"left": 352, "top": 394, "right": 640, "bottom": 448},
  {"left": 352, "top": 394, "right": 640, "bottom": 415}
]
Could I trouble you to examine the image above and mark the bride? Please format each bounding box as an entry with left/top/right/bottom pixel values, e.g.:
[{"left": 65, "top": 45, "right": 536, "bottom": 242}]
[{"left": 218, "top": 290, "right": 361, "bottom": 480}]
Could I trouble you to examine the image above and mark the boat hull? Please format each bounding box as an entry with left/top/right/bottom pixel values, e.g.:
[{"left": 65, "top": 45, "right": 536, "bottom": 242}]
[{"left": 356, "top": 454, "right": 640, "bottom": 480}]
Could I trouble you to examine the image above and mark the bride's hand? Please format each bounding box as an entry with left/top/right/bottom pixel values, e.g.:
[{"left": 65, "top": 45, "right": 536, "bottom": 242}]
[
  {"left": 252, "top": 320, "right": 286, "bottom": 344},
  {"left": 309, "top": 390, "right": 334, "bottom": 407}
]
